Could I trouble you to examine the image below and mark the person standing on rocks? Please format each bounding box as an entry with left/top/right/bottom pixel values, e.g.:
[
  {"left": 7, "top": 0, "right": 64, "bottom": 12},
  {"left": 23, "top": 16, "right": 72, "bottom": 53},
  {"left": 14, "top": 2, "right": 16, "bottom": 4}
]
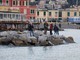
[
  {"left": 28, "top": 21, "right": 34, "bottom": 36},
  {"left": 53, "top": 24, "right": 59, "bottom": 35},
  {"left": 59, "top": 23, "right": 61, "bottom": 29},
  {"left": 50, "top": 22, "right": 53, "bottom": 35},
  {"left": 44, "top": 21, "right": 48, "bottom": 35}
]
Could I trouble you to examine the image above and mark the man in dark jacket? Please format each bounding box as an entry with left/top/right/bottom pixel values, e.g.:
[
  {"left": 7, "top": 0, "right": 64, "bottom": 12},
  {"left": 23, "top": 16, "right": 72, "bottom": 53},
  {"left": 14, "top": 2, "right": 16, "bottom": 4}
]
[
  {"left": 59, "top": 23, "right": 61, "bottom": 28},
  {"left": 28, "top": 22, "right": 34, "bottom": 36},
  {"left": 44, "top": 21, "right": 48, "bottom": 34},
  {"left": 53, "top": 24, "right": 59, "bottom": 35}
]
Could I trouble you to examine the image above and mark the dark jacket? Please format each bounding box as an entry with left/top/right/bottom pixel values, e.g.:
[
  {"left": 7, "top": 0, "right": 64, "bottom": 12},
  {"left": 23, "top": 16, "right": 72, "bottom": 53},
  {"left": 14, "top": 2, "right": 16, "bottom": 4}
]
[
  {"left": 44, "top": 23, "right": 48, "bottom": 30},
  {"left": 28, "top": 24, "right": 34, "bottom": 31},
  {"left": 59, "top": 23, "right": 61, "bottom": 28},
  {"left": 53, "top": 25, "right": 59, "bottom": 32}
]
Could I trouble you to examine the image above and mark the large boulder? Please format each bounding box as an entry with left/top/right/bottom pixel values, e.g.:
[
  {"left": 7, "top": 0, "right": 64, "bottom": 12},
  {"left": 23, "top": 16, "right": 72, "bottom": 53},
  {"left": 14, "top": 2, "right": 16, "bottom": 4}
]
[
  {"left": 34, "top": 30, "right": 43, "bottom": 36},
  {"left": 12, "top": 34, "right": 30, "bottom": 46},
  {"left": 12, "top": 40, "right": 28, "bottom": 46},
  {"left": 28, "top": 37, "right": 38, "bottom": 45},
  {"left": 0, "top": 37, "right": 15, "bottom": 45},
  {"left": 38, "top": 35, "right": 48, "bottom": 41},
  {"left": 39, "top": 40, "right": 49, "bottom": 46},
  {"left": 50, "top": 38, "right": 64, "bottom": 45},
  {"left": 64, "top": 36, "right": 75, "bottom": 43}
]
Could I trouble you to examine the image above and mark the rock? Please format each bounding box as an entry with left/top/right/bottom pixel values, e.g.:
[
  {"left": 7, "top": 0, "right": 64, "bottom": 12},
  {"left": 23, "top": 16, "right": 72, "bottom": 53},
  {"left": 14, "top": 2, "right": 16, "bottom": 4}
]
[
  {"left": 29, "top": 37, "right": 38, "bottom": 45},
  {"left": 17, "top": 31, "right": 23, "bottom": 34},
  {"left": 38, "top": 35, "right": 47, "bottom": 41},
  {"left": 0, "top": 39, "right": 16, "bottom": 45},
  {"left": 39, "top": 40, "right": 48, "bottom": 46},
  {"left": 0, "top": 31, "right": 9, "bottom": 37},
  {"left": 64, "top": 36, "right": 75, "bottom": 43},
  {"left": 12, "top": 40, "right": 27, "bottom": 46},
  {"left": 34, "top": 30, "right": 43, "bottom": 36},
  {"left": 12, "top": 34, "right": 30, "bottom": 46},
  {"left": 0, "top": 30, "right": 75, "bottom": 46},
  {"left": 50, "top": 38, "right": 64, "bottom": 45}
]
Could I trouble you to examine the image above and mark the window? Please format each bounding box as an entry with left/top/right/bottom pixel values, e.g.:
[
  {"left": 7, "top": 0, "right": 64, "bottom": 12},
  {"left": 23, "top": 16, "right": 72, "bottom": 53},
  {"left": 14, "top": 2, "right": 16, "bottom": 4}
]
[
  {"left": 33, "top": 17, "right": 35, "bottom": 19},
  {"left": 26, "top": 1, "right": 27, "bottom": 6},
  {"left": 6, "top": 0, "right": 9, "bottom": 5},
  {"left": 0, "top": 0, "right": 2, "bottom": 4},
  {"left": 16, "top": 15, "right": 18, "bottom": 19},
  {"left": 30, "top": 10, "right": 34, "bottom": 14},
  {"left": 49, "top": 12, "right": 51, "bottom": 16},
  {"left": 10, "top": 14, "right": 11, "bottom": 19},
  {"left": 67, "top": 12, "right": 70, "bottom": 16},
  {"left": 20, "top": 1, "right": 21, "bottom": 5},
  {"left": 55, "top": 12, "right": 58, "bottom": 17},
  {"left": 0, "top": 14, "right": 3, "bottom": 19},
  {"left": 4, "top": 14, "right": 7, "bottom": 18},
  {"left": 59, "top": 11, "right": 62, "bottom": 17},
  {"left": 37, "top": 11, "right": 39, "bottom": 16},
  {"left": 12, "top": 14, "right": 15, "bottom": 18},
  {"left": 30, "top": 17, "right": 32, "bottom": 19},
  {"left": 8, "top": 14, "right": 11, "bottom": 19},
  {"left": 74, "top": 12, "right": 77, "bottom": 16},
  {"left": 30, "top": 17, "right": 35, "bottom": 19},
  {"left": 44, "top": 11, "right": 46, "bottom": 16},
  {"left": 13, "top": 1, "right": 16, "bottom": 5}
]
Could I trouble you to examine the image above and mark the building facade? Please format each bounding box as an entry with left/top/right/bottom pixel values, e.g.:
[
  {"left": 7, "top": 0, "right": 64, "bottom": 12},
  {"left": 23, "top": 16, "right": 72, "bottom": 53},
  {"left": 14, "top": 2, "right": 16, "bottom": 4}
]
[
  {"left": 36, "top": 8, "right": 80, "bottom": 22},
  {"left": 0, "top": 0, "right": 80, "bottom": 22},
  {"left": 0, "top": 0, "right": 37, "bottom": 21}
]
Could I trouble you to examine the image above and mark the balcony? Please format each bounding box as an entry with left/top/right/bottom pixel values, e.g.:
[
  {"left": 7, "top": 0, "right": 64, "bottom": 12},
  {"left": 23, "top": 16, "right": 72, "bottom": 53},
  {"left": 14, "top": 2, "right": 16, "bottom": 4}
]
[{"left": 0, "top": 3, "right": 9, "bottom": 6}]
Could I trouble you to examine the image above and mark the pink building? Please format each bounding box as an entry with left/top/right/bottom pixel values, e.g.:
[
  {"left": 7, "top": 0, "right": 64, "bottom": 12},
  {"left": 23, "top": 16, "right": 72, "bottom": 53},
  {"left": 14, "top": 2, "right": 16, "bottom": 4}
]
[{"left": 0, "top": 0, "right": 37, "bottom": 20}]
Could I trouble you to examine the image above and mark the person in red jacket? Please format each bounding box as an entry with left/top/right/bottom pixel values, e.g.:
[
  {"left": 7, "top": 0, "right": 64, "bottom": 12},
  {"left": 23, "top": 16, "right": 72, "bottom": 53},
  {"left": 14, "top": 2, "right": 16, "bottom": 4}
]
[{"left": 50, "top": 22, "right": 53, "bottom": 35}]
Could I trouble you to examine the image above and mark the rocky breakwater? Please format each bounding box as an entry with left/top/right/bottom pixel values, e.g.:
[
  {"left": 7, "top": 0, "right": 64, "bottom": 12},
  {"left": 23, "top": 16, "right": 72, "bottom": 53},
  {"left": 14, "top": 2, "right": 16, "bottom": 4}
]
[{"left": 0, "top": 30, "right": 75, "bottom": 46}]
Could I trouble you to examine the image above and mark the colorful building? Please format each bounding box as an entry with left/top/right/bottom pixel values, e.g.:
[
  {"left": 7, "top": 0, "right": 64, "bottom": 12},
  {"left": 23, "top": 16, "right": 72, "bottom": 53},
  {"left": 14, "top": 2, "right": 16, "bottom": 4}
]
[
  {"left": 0, "top": 0, "right": 80, "bottom": 23},
  {"left": 0, "top": 0, "right": 37, "bottom": 20},
  {"left": 36, "top": 8, "right": 80, "bottom": 22}
]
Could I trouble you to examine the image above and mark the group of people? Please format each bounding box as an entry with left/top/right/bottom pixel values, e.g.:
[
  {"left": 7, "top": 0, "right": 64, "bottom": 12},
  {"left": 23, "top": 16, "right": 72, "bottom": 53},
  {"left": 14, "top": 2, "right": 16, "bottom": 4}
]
[
  {"left": 44, "top": 21, "right": 60, "bottom": 35},
  {"left": 27, "top": 21, "right": 60, "bottom": 36}
]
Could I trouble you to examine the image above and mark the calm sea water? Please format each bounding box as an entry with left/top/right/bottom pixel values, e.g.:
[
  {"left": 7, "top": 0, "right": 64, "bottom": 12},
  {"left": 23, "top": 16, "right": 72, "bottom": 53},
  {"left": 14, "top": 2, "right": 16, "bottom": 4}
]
[{"left": 0, "top": 44, "right": 80, "bottom": 60}]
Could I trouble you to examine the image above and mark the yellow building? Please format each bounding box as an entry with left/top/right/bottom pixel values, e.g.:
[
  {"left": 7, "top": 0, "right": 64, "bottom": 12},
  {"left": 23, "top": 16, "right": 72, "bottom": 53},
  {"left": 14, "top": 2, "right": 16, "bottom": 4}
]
[
  {"left": 36, "top": 8, "right": 80, "bottom": 22},
  {"left": 0, "top": 6, "right": 20, "bottom": 12}
]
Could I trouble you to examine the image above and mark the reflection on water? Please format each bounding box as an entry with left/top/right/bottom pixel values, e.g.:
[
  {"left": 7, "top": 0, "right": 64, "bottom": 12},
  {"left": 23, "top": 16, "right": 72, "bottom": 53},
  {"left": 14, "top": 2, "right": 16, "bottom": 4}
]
[
  {"left": 27, "top": 47, "right": 34, "bottom": 55},
  {"left": 0, "top": 44, "right": 79, "bottom": 60},
  {"left": 0, "top": 46, "right": 55, "bottom": 60}
]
